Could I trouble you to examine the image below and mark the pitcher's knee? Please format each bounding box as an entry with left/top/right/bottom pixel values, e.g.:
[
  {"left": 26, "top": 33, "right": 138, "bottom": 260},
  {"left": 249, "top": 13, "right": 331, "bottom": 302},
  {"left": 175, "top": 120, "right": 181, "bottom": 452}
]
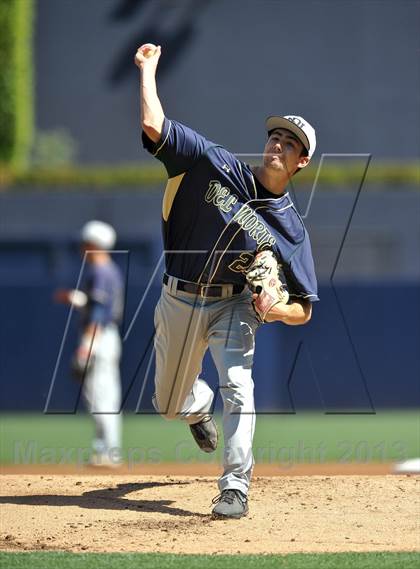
[
  {"left": 219, "top": 371, "right": 254, "bottom": 411},
  {"left": 220, "top": 384, "right": 254, "bottom": 411},
  {"left": 161, "top": 409, "right": 179, "bottom": 421},
  {"left": 152, "top": 392, "right": 180, "bottom": 421}
]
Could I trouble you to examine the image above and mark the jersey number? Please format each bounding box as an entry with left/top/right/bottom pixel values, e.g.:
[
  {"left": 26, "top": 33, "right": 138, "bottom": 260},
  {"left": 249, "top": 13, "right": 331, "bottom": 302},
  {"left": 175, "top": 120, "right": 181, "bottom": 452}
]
[{"left": 228, "top": 252, "right": 255, "bottom": 273}]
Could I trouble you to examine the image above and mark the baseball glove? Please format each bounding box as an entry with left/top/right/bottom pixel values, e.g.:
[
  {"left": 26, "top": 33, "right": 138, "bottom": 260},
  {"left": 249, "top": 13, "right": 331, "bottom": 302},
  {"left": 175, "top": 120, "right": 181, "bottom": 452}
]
[{"left": 245, "top": 250, "right": 289, "bottom": 322}]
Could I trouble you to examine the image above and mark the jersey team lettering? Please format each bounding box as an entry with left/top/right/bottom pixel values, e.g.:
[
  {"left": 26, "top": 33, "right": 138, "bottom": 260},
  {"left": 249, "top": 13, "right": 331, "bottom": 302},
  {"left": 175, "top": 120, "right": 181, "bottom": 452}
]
[
  {"left": 205, "top": 180, "right": 238, "bottom": 212},
  {"left": 205, "top": 180, "right": 276, "bottom": 249},
  {"left": 233, "top": 205, "right": 276, "bottom": 248}
]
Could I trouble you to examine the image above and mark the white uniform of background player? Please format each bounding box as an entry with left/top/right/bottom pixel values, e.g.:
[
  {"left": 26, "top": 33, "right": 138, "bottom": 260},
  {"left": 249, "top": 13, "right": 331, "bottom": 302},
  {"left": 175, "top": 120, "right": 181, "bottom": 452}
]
[{"left": 55, "top": 221, "right": 124, "bottom": 466}]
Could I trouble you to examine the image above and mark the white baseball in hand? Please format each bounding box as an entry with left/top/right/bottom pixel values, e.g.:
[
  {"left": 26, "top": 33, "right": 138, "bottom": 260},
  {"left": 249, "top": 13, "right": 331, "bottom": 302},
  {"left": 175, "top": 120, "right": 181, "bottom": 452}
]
[
  {"left": 135, "top": 43, "right": 160, "bottom": 69},
  {"left": 140, "top": 43, "right": 158, "bottom": 58}
]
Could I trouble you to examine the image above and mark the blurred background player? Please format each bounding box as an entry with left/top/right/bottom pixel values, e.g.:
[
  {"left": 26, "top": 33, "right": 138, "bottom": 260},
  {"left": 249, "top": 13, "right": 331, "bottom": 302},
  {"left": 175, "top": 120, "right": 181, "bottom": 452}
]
[{"left": 55, "top": 221, "right": 124, "bottom": 466}]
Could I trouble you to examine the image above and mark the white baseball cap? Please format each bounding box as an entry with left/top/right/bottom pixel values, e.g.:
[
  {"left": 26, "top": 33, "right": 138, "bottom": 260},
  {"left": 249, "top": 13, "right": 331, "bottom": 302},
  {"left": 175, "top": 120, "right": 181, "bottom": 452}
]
[
  {"left": 81, "top": 220, "right": 116, "bottom": 250},
  {"left": 266, "top": 115, "right": 317, "bottom": 158}
]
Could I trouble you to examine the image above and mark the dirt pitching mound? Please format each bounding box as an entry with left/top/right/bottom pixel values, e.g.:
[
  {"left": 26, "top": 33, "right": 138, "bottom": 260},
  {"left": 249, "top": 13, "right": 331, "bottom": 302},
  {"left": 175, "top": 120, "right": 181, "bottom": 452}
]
[{"left": 0, "top": 474, "right": 419, "bottom": 555}]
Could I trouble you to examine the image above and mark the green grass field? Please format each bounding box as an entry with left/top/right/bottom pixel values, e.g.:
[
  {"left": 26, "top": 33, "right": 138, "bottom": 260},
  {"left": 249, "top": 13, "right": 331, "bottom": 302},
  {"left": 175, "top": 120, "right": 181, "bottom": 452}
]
[
  {"left": 1, "top": 552, "right": 420, "bottom": 569},
  {"left": 1, "top": 411, "right": 419, "bottom": 466}
]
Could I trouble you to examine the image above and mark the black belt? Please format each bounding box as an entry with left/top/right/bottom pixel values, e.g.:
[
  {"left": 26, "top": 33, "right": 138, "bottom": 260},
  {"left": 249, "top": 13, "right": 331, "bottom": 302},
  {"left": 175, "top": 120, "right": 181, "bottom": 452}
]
[{"left": 163, "top": 273, "right": 244, "bottom": 298}]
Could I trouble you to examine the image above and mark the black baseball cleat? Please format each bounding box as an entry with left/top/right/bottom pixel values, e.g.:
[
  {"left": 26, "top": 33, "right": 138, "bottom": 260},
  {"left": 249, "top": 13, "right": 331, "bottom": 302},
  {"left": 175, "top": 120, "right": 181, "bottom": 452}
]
[
  {"left": 211, "top": 489, "right": 249, "bottom": 519},
  {"left": 189, "top": 415, "right": 218, "bottom": 453}
]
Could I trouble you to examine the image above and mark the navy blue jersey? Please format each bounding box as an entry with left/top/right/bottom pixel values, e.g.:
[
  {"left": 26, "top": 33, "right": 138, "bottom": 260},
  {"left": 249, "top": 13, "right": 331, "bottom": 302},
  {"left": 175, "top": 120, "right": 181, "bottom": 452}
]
[
  {"left": 81, "top": 261, "right": 124, "bottom": 327},
  {"left": 143, "top": 118, "right": 318, "bottom": 302}
]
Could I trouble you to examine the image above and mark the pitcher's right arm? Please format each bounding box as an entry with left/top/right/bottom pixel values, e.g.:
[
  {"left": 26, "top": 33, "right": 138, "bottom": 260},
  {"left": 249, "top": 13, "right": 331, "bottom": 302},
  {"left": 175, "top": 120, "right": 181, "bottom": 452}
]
[{"left": 135, "top": 43, "right": 164, "bottom": 143}]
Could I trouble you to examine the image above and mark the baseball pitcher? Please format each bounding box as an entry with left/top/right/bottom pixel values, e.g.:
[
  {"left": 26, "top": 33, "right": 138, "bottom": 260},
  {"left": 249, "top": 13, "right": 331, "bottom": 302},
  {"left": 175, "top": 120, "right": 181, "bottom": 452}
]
[{"left": 135, "top": 44, "right": 318, "bottom": 518}]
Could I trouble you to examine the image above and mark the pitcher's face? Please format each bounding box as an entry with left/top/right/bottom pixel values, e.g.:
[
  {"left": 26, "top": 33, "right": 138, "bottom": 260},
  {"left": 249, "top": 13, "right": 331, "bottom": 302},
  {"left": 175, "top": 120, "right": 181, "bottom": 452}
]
[{"left": 263, "top": 128, "right": 309, "bottom": 176}]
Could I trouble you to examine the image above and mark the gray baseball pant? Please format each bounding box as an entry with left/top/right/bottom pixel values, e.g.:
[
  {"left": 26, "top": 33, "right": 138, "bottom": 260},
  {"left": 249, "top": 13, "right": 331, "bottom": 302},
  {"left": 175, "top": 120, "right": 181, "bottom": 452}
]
[{"left": 153, "top": 279, "right": 260, "bottom": 496}]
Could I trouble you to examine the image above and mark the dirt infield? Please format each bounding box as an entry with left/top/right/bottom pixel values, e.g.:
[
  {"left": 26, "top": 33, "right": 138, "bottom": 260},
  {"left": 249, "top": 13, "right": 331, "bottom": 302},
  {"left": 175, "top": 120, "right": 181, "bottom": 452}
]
[
  {"left": 0, "top": 470, "right": 419, "bottom": 555},
  {"left": 0, "top": 462, "right": 397, "bottom": 476}
]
